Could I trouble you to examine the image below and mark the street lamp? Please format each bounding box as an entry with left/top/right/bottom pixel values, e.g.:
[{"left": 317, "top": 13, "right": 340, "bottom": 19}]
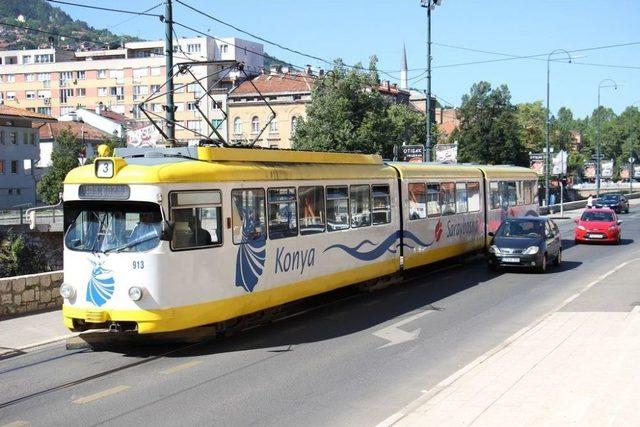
[
  {"left": 420, "top": 0, "right": 443, "bottom": 162},
  {"left": 596, "top": 78, "right": 618, "bottom": 197},
  {"left": 545, "top": 49, "right": 572, "bottom": 207}
]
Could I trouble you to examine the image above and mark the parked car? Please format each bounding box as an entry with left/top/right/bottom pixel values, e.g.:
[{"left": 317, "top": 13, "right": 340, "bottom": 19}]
[
  {"left": 487, "top": 217, "right": 562, "bottom": 273},
  {"left": 595, "top": 193, "right": 629, "bottom": 213},
  {"left": 574, "top": 208, "right": 622, "bottom": 244}
]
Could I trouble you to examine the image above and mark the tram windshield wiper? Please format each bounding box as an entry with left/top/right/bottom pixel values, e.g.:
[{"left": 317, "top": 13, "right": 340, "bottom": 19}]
[{"left": 103, "top": 235, "right": 159, "bottom": 254}]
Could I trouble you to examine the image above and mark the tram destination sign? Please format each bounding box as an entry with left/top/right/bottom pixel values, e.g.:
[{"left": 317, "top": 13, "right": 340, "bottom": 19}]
[{"left": 78, "top": 184, "right": 131, "bottom": 200}]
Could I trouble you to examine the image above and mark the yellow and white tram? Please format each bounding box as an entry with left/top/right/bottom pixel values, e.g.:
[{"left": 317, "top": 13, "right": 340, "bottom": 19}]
[{"left": 59, "top": 146, "right": 538, "bottom": 334}]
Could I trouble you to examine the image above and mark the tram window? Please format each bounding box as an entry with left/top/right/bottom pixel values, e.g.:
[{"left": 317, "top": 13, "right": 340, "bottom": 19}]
[
  {"left": 298, "top": 186, "right": 325, "bottom": 235},
  {"left": 372, "top": 185, "right": 391, "bottom": 225},
  {"left": 467, "top": 182, "right": 480, "bottom": 212},
  {"left": 408, "top": 183, "right": 426, "bottom": 220},
  {"left": 523, "top": 181, "right": 532, "bottom": 205},
  {"left": 326, "top": 186, "right": 349, "bottom": 232},
  {"left": 490, "top": 182, "right": 500, "bottom": 209},
  {"left": 516, "top": 181, "right": 524, "bottom": 205},
  {"left": 231, "top": 189, "right": 266, "bottom": 244},
  {"left": 456, "top": 182, "right": 468, "bottom": 213},
  {"left": 427, "top": 184, "right": 440, "bottom": 217},
  {"left": 169, "top": 190, "right": 222, "bottom": 250},
  {"left": 350, "top": 185, "right": 371, "bottom": 228},
  {"left": 268, "top": 188, "right": 298, "bottom": 239},
  {"left": 440, "top": 182, "right": 456, "bottom": 216},
  {"left": 507, "top": 181, "right": 517, "bottom": 206}
]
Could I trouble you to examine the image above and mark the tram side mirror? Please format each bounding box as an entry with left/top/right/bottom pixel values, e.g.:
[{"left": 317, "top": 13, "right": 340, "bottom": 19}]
[{"left": 160, "top": 220, "right": 174, "bottom": 241}]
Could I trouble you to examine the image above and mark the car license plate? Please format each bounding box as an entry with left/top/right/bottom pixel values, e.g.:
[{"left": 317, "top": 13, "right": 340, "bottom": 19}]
[
  {"left": 502, "top": 257, "right": 520, "bottom": 263},
  {"left": 589, "top": 234, "right": 604, "bottom": 239}
]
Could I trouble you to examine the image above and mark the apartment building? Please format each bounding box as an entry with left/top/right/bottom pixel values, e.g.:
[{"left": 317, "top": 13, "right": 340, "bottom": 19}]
[
  {"left": 0, "top": 105, "right": 56, "bottom": 209},
  {"left": 227, "top": 69, "right": 313, "bottom": 149},
  {"left": 0, "top": 37, "right": 264, "bottom": 143}
]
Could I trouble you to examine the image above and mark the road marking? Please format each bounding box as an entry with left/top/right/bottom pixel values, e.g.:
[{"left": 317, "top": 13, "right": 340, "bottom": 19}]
[
  {"left": 377, "top": 257, "right": 640, "bottom": 427},
  {"left": 1, "top": 421, "right": 30, "bottom": 427},
  {"left": 372, "top": 310, "right": 432, "bottom": 348},
  {"left": 159, "top": 360, "right": 202, "bottom": 375},
  {"left": 73, "top": 385, "right": 130, "bottom": 404}
]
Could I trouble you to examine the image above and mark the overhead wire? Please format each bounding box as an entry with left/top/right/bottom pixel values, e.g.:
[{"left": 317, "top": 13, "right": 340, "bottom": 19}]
[
  {"left": 106, "top": 2, "right": 164, "bottom": 32},
  {"left": 45, "top": 0, "right": 162, "bottom": 17}
]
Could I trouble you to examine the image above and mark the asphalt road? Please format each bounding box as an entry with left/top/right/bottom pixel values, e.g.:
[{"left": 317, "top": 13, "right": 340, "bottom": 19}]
[{"left": 1, "top": 207, "right": 639, "bottom": 426}]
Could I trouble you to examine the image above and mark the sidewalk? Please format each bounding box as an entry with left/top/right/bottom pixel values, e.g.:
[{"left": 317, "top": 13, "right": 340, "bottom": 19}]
[
  {"left": 0, "top": 310, "right": 74, "bottom": 358},
  {"left": 382, "top": 257, "right": 640, "bottom": 426}
]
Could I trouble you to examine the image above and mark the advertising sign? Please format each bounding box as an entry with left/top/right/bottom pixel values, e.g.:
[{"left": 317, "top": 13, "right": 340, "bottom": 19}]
[
  {"left": 127, "top": 124, "right": 162, "bottom": 148},
  {"left": 583, "top": 161, "right": 596, "bottom": 179},
  {"left": 401, "top": 145, "right": 424, "bottom": 162},
  {"left": 529, "top": 153, "right": 545, "bottom": 175},
  {"left": 434, "top": 143, "right": 458, "bottom": 164},
  {"left": 551, "top": 150, "right": 568, "bottom": 175},
  {"left": 601, "top": 159, "right": 614, "bottom": 178}
]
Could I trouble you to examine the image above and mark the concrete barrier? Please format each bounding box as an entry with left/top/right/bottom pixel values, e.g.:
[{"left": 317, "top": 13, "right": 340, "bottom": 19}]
[
  {"left": 540, "top": 192, "right": 640, "bottom": 215},
  {"left": 0, "top": 270, "right": 64, "bottom": 318}
]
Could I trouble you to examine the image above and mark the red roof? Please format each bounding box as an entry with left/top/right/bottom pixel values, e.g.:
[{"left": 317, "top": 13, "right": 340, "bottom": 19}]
[
  {"left": 98, "top": 110, "right": 128, "bottom": 124},
  {"left": 0, "top": 105, "right": 56, "bottom": 122},
  {"left": 230, "top": 73, "right": 314, "bottom": 97},
  {"left": 38, "top": 121, "right": 111, "bottom": 142}
]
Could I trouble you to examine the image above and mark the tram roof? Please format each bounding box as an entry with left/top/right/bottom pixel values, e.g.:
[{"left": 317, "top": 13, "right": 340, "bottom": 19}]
[{"left": 387, "top": 162, "right": 484, "bottom": 179}]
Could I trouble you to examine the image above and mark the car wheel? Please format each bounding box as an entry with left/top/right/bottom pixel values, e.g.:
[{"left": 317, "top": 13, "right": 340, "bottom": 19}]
[
  {"left": 574, "top": 239, "right": 580, "bottom": 245},
  {"left": 554, "top": 249, "right": 562, "bottom": 266},
  {"left": 616, "top": 235, "right": 621, "bottom": 245},
  {"left": 488, "top": 262, "right": 498, "bottom": 272},
  {"left": 536, "top": 254, "right": 547, "bottom": 273}
]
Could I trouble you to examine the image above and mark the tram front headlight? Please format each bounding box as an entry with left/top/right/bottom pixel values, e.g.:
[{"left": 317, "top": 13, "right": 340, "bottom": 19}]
[
  {"left": 128, "top": 286, "right": 143, "bottom": 301},
  {"left": 59, "top": 283, "right": 75, "bottom": 299}
]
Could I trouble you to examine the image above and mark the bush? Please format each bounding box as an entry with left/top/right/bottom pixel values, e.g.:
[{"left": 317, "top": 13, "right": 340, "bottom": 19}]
[{"left": 0, "top": 230, "right": 50, "bottom": 277}]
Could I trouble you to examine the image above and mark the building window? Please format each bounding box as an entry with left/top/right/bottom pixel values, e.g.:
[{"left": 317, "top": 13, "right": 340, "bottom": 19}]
[
  {"left": 133, "top": 85, "right": 149, "bottom": 99},
  {"left": 133, "top": 68, "right": 148, "bottom": 79},
  {"left": 9, "top": 132, "right": 17, "bottom": 144},
  {"left": 268, "top": 115, "right": 278, "bottom": 133},
  {"left": 187, "top": 44, "right": 201, "bottom": 53},
  {"left": 151, "top": 67, "right": 162, "bottom": 76},
  {"left": 22, "top": 55, "right": 31, "bottom": 64},
  {"left": 234, "top": 117, "right": 242, "bottom": 135},
  {"left": 187, "top": 120, "right": 202, "bottom": 133},
  {"left": 98, "top": 87, "right": 107, "bottom": 97},
  {"left": 186, "top": 101, "right": 197, "bottom": 111},
  {"left": 110, "top": 86, "right": 124, "bottom": 101},
  {"left": 150, "top": 84, "right": 160, "bottom": 94},
  {"left": 7, "top": 91, "right": 16, "bottom": 100},
  {"left": 37, "top": 107, "right": 52, "bottom": 115},
  {"left": 291, "top": 116, "right": 299, "bottom": 134},
  {"left": 23, "top": 159, "right": 32, "bottom": 175},
  {"left": 0, "top": 160, "right": 4, "bottom": 173},
  {"left": 6, "top": 74, "right": 15, "bottom": 83},
  {"left": 251, "top": 116, "right": 260, "bottom": 134},
  {"left": 97, "top": 69, "right": 107, "bottom": 79},
  {"left": 76, "top": 88, "right": 86, "bottom": 97},
  {"left": 11, "top": 160, "right": 18, "bottom": 174},
  {"left": 76, "top": 70, "right": 86, "bottom": 80},
  {"left": 34, "top": 54, "right": 53, "bottom": 63},
  {"left": 60, "top": 71, "right": 73, "bottom": 83},
  {"left": 26, "top": 73, "right": 36, "bottom": 82},
  {"left": 221, "top": 44, "right": 229, "bottom": 54},
  {"left": 60, "top": 88, "right": 73, "bottom": 104},
  {"left": 109, "top": 69, "right": 124, "bottom": 79},
  {"left": 37, "top": 90, "right": 51, "bottom": 99},
  {"left": 26, "top": 91, "right": 36, "bottom": 99}
]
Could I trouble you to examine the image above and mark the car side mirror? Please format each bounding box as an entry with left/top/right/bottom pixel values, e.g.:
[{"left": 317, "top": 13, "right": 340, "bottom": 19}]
[
  {"left": 488, "top": 231, "right": 495, "bottom": 237},
  {"left": 160, "top": 220, "right": 174, "bottom": 241},
  {"left": 617, "top": 220, "right": 623, "bottom": 225}
]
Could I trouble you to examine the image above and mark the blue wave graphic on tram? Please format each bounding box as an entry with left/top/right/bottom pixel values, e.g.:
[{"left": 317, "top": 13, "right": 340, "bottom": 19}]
[
  {"left": 323, "top": 230, "right": 434, "bottom": 261},
  {"left": 86, "top": 258, "right": 115, "bottom": 307},
  {"left": 234, "top": 204, "right": 266, "bottom": 293}
]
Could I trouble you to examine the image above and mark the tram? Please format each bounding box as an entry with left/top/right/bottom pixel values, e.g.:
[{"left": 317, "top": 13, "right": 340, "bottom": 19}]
[{"left": 58, "top": 146, "right": 538, "bottom": 334}]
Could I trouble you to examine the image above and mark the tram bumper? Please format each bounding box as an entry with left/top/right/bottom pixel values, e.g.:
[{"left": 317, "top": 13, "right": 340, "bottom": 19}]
[{"left": 63, "top": 305, "right": 175, "bottom": 334}]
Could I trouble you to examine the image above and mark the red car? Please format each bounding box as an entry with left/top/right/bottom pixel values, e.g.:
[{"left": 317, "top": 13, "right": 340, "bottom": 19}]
[{"left": 574, "top": 208, "right": 622, "bottom": 244}]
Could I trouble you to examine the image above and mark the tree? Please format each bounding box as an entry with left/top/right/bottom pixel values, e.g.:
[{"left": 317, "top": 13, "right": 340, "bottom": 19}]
[
  {"left": 0, "top": 230, "right": 49, "bottom": 277},
  {"left": 456, "top": 82, "right": 526, "bottom": 166},
  {"left": 515, "top": 101, "right": 546, "bottom": 154},
  {"left": 292, "top": 58, "right": 426, "bottom": 159},
  {"left": 37, "top": 129, "right": 84, "bottom": 204}
]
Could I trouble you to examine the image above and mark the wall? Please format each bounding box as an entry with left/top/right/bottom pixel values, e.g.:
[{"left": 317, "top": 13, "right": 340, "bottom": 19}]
[
  {"left": 0, "top": 225, "right": 63, "bottom": 271},
  {"left": 0, "top": 270, "right": 63, "bottom": 318}
]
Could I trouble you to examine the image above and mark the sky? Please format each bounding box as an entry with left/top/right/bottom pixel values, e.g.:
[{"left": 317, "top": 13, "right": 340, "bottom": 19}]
[{"left": 55, "top": 0, "right": 640, "bottom": 118}]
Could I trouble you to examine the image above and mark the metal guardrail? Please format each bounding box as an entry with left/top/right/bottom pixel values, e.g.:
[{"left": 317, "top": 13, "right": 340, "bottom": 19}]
[
  {"left": 540, "top": 192, "right": 640, "bottom": 215},
  {"left": 0, "top": 207, "right": 63, "bottom": 229}
]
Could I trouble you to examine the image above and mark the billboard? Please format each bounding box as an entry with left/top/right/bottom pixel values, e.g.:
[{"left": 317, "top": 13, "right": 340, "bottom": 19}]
[
  {"left": 529, "top": 153, "right": 545, "bottom": 175},
  {"left": 435, "top": 143, "right": 458, "bottom": 164},
  {"left": 127, "top": 124, "right": 162, "bottom": 148},
  {"left": 601, "top": 159, "right": 614, "bottom": 178},
  {"left": 583, "top": 161, "right": 596, "bottom": 179},
  {"left": 551, "top": 150, "right": 568, "bottom": 175},
  {"left": 401, "top": 145, "right": 424, "bottom": 162}
]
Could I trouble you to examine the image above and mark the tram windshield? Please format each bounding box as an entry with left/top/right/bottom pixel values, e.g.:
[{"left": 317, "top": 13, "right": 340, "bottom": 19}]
[{"left": 64, "top": 202, "right": 162, "bottom": 253}]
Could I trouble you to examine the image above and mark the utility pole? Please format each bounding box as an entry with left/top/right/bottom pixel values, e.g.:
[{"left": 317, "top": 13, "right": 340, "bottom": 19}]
[
  {"left": 164, "top": 0, "right": 176, "bottom": 146},
  {"left": 420, "top": 0, "right": 443, "bottom": 162}
]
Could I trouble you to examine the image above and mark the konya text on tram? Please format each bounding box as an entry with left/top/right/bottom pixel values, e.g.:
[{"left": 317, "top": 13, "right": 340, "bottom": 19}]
[{"left": 58, "top": 145, "right": 538, "bottom": 334}]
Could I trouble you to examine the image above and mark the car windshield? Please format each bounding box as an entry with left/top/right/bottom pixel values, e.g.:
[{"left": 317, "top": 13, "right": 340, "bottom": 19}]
[
  {"left": 64, "top": 202, "right": 162, "bottom": 253},
  {"left": 496, "top": 220, "right": 544, "bottom": 238},
  {"left": 601, "top": 195, "right": 619, "bottom": 201},
  {"left": 581, "top": 211, "right": 614, "bottom": 222}
]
